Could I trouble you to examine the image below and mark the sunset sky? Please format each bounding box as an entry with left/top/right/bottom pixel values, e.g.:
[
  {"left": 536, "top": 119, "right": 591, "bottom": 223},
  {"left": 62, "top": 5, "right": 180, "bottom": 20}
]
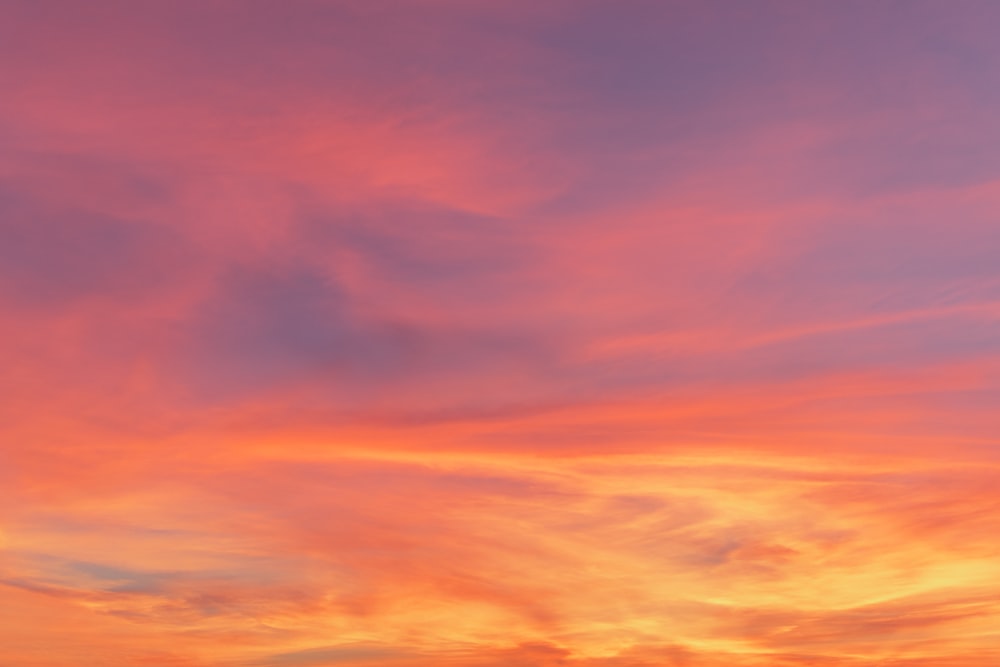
[{"left": 3, "top": 1, "right": 1000, "bottom": 665}]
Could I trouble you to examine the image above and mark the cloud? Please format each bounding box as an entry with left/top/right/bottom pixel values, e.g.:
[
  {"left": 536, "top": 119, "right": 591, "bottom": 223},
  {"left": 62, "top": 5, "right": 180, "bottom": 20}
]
[
  {"left": 181, "top": 264, "right": 420, "bottom": 396},
  {"left": 4, "top": 1, "right": 1000, "bottom": 665},
  {"left": 0, "top": 183, "right": 188, "bottom": 308},
  {"left": 5, "top": 451, "right": 1000, "bottom": 665}
]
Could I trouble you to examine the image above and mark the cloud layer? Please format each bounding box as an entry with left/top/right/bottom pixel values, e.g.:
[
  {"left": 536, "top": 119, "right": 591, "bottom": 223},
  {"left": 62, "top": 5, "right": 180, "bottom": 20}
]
[{"left": 3, "top": 1, "right": 1000, "bottom": 665}]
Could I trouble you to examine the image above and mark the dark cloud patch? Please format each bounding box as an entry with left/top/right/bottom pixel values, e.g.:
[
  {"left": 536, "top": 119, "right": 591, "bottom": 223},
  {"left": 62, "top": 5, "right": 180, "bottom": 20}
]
[
  {"left": 535, "top": 0, "right": 1000, "bottom": 212},
  {"left": 64, "top": 560, "right": 170, "bottom": 594},
  {"left": 0, "top": 184, "right": 187, "bottom": 308},
  {"left": 541, "top": 2, "right": 788, "bottom": 115},
  {"left": 181, "top": 265, "right": 422, "bottom": 398},
  {"left": 9, "top": 551, "right": 217, "bottom": 600},
  {"left": 178, "top": 258, "right": 555, "bottom": 405}
]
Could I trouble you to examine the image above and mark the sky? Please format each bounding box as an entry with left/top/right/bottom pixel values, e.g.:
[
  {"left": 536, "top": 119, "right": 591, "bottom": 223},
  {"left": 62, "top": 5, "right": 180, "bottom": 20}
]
[{"left": 2, "top": 1, "right": 1000, "bottom": 665}]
